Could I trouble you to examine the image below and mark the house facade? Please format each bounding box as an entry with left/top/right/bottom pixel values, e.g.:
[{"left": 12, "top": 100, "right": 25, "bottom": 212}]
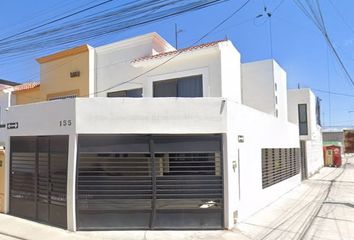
[
  {"left": 288, "top": 88, "right": 323, "bottom": 179},
  {"left": 1, "top": 33, "right": 301, "bottom": 231}
]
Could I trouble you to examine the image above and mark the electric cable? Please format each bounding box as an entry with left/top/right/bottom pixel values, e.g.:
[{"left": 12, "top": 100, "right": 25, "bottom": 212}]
[
  {"left": 293, "top": 0, "right": 354, "bottom": 89},
  {"left": 89, "top": 0, "right": 252, "bottom": 96},
  {"left": 0, "top": 0, "right": 115, "bottom": 42}
]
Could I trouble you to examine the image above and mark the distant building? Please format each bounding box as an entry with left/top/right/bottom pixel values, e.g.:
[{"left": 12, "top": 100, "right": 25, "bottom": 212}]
[{"left": 322, "top": 128, "right": 344, "bottom": 147}]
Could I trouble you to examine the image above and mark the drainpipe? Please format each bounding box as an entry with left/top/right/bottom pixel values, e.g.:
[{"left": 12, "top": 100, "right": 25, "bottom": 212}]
[{"left": 3, "top": 88, "right": 13, "bottom": 109}]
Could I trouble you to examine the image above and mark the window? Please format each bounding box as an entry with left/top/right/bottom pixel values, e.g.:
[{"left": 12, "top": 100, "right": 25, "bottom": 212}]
[
  {"left": 275, "top": 109, "right": 278, "bottom": 118},
  {"left": 153, "top": 75, "right": 203, "bottom": 97},
  {"left": 316, "top": 97, "right": 321, "bottom": 126},
  {"left": 298, "top": 104, "right": 308, "bottom": 135},
  {"left": 275, "top": 96, "right": 278, "bottom": 104},
  {"left": 107, "top": 88, "right": 142, "bottom": 98},
  {"left": 274, "top": 83, "right": 278, "bottom": 91},
  {"left": 262, "top": 148, "right": 300, "bottom": 189}
]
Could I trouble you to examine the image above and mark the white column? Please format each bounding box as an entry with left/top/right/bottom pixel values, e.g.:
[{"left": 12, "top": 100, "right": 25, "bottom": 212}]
[
  {"left": 223, "top": 131, "right": 239, "bottom": 229},
  {"left": 67, "top": 134, "right": 78, "bottom": 231},
  {"left": 222, "top": 133, "right": 232, "bottom": 229},
  {"left": 88, "top": 46, "right": 96, "bottom": 98},
  {"left": 4, "top": 136, "right": 10, "bottom": 213}
]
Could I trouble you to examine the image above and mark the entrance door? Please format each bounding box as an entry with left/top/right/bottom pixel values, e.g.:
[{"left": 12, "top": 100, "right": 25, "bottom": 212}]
[
  {"left": 76, "top": 135, "right": 223, "bottom": 230},
  {"left": 10, "top": 136, "right": 68, "bottom": 228},
  {"left": 300, "top": 140, "right": 308, "bottom": 180}
]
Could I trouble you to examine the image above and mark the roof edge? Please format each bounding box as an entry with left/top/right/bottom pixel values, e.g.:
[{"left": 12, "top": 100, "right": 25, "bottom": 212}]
[
  {"left": 131, "top": 39, "right": 227, "bottom": 64},
  {"left": 36, "top": 45, "right": 90, "bottom": 64}
]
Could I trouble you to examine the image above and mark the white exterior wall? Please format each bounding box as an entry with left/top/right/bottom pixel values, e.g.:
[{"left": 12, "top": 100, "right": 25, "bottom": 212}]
[
  {"left": 75, "top": 98, "right": 226, "bottom": 134},
  {"left": 288, "top": 89, "right": 323, "bottom": 177},
  {"left": 288, "top": 89, "right": 310, "bottom": 137},
  {"left": 305, "top": 126, "right": 323, "bottom": 176},
  {"left": 3, "top": 98, "right": 228, "bottom": 230},
  {"left": 140, "top": 49, "right": 222, "bottom": 98},
  {"left": 241, "top": 59, "right": 288, "bottom": 120},
  {"left": 95, "top": 33, "right": 175, "bottom": 97},
  {"left": 220, "top": 42, "right": 242, "bottom": 103},
  {"left": 226, "top": 101, "right": 300, "bottom": 221},
  {"left": 273, "top": 61, "right": 288, "bottom": 120},
  {"left": 0, "top": 91, "right": 15, "bottom": 145},
  {"left": 4, "top": 97, "right": 300, "bottom": 230},
  {"left": 98, "top": 40, "right": 242, "bottom": 100}
]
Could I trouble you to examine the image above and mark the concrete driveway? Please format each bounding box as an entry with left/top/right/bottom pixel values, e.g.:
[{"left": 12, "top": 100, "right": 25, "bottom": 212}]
[{"left": 0, "top": 156, "right": 353, "bottom": 240}]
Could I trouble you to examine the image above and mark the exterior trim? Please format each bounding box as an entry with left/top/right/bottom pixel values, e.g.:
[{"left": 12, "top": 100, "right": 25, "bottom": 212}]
[{"left": 37, "top": 45, "right": 90, "bottom": 64}]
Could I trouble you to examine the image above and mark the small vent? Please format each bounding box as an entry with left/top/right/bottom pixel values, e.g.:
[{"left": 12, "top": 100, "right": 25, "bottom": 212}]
[
  {"left": 70, "top": 71, "right": 80, "bottom": 78},
  {"left": 48, "top": 95, "right": 77, "bottom": 101}
]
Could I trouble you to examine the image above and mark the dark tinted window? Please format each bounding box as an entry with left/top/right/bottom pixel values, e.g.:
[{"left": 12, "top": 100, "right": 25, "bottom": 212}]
[
  {"left": 153, "top": 79, "right": 177, "bottom": 97},
  {"left": 107, "top": 88, "right": 142, "bottom": 98},
  {"left": 153, "top": 75, "right": 203, "bottom": 97},
  {"left": 298, "top": 104, "right": 308, "bottom": 135},
  {"left": 316, "top": 97, "right": 321, "bottom": 126}
]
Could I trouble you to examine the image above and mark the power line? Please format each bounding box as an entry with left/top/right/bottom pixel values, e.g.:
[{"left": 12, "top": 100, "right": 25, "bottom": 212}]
[
  {"left": 272, "top": 0, "right": 286, "bottom": 14},
  {"left": 327, "top": 0, "right": 354, "bottom": 37},
  {"left": 293, "top": 0, "right": 354, "bottom": 88},
  {"left": 0, "top": 0, "right": 116, "bottom": 43},
  {"left": 312, "top": 88, "right": 354, "bottom": 98},
  {"left": 0, "top": 0, "right": 230, "bottom": 58},
  {"left": 91, "top": 0, "right": 252, "bottom": 96},
  {"left": 327, "top": 47, "right": 332, "bottom": 127},
  {"left": 0, "top": 0, "right": 250, "bottom": 99}
]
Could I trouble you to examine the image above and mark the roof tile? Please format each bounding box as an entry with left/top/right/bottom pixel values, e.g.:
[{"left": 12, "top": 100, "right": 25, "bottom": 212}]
[
  {"left": 13, "top": 82, "right": 40, "bottom": 92},
  {"left": 132, "top": 39, "right": 226, "bottom": 63}
]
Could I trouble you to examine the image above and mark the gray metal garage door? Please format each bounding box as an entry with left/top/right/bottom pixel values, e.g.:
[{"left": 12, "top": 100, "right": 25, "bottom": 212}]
[
  {"left": 10, "top": 136, "right": 68, "bottom": 228},
  {"left": 77, "top": 135, "right": 223, "bottom": 230}
]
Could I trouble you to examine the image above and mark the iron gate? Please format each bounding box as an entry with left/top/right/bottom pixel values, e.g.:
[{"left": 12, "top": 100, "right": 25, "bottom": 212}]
[
  {"left": 76, "top": 135, "right": 223, "bottom": 230},
  {"left": 10, "top": 136, "right": 69, "bottom": 228}
]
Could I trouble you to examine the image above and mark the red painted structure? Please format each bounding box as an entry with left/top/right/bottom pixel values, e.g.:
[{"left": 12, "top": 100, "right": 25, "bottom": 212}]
[{"left": 323, "top": 145, "right": 342, "bottom": 167}]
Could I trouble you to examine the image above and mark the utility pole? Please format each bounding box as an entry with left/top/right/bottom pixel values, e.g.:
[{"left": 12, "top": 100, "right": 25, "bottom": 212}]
[
  {"left": 174, "top": 23, "right": 184, "bottom": 49},
  {"left": 175, "top": 23, "right": 178, "bottom": 49},
  {"left": 255, "top": 7, "right": 273, "bottom": 58}
]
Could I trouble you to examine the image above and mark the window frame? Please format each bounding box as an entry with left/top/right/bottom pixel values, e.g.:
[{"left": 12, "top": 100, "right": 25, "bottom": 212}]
[
  {"left": 298, "top": 104, "right": 308, "bottom": 135},
  {"left": 148, "top": 68, "right": 208, "bottom": 98},
  {"left": 107, "top": 88, "right": 143, "bottom": 98},
  {"left": 153, "top": 75, "right": 203, "bottom": 98}
]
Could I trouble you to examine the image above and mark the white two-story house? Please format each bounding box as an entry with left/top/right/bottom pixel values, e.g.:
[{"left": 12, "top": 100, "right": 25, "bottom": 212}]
[{"left": 2, "top": 33, "right": 300, "bottom": 231}]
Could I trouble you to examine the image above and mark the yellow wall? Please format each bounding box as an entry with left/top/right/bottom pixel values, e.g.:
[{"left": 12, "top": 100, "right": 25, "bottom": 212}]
[
  {"left": 15, "top": 87, "right": 42, "bottom": 105},
  {"left": 39, "top": 50, "right": 90, "bottom": 100},
  {"left": 0, "top": 150, "right": 4, "bottom": 213},
  {"left": 14, "top": 46, "right": 90, "bottom": 105}
]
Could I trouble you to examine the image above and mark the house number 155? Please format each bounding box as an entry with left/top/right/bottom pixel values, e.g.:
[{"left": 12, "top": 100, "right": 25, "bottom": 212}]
[{"left": 59, "top": 120, "right": 72, "bottom": 127}]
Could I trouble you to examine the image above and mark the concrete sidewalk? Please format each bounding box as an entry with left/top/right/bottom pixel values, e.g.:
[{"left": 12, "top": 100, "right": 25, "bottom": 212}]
[
  {"left": 0, "top": 157, "right": 353, "bottom": 240},
  {"left": 235, "top": 156, "right": 354, "bottom": 240},
  {"left": 0, "top": 214, "right": 249, "bottom": 240}
]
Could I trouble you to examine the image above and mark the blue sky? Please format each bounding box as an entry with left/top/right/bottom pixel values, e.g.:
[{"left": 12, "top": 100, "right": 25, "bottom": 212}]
[{"left": 0, "top": 0, "right": 354, "bottom": 127}]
